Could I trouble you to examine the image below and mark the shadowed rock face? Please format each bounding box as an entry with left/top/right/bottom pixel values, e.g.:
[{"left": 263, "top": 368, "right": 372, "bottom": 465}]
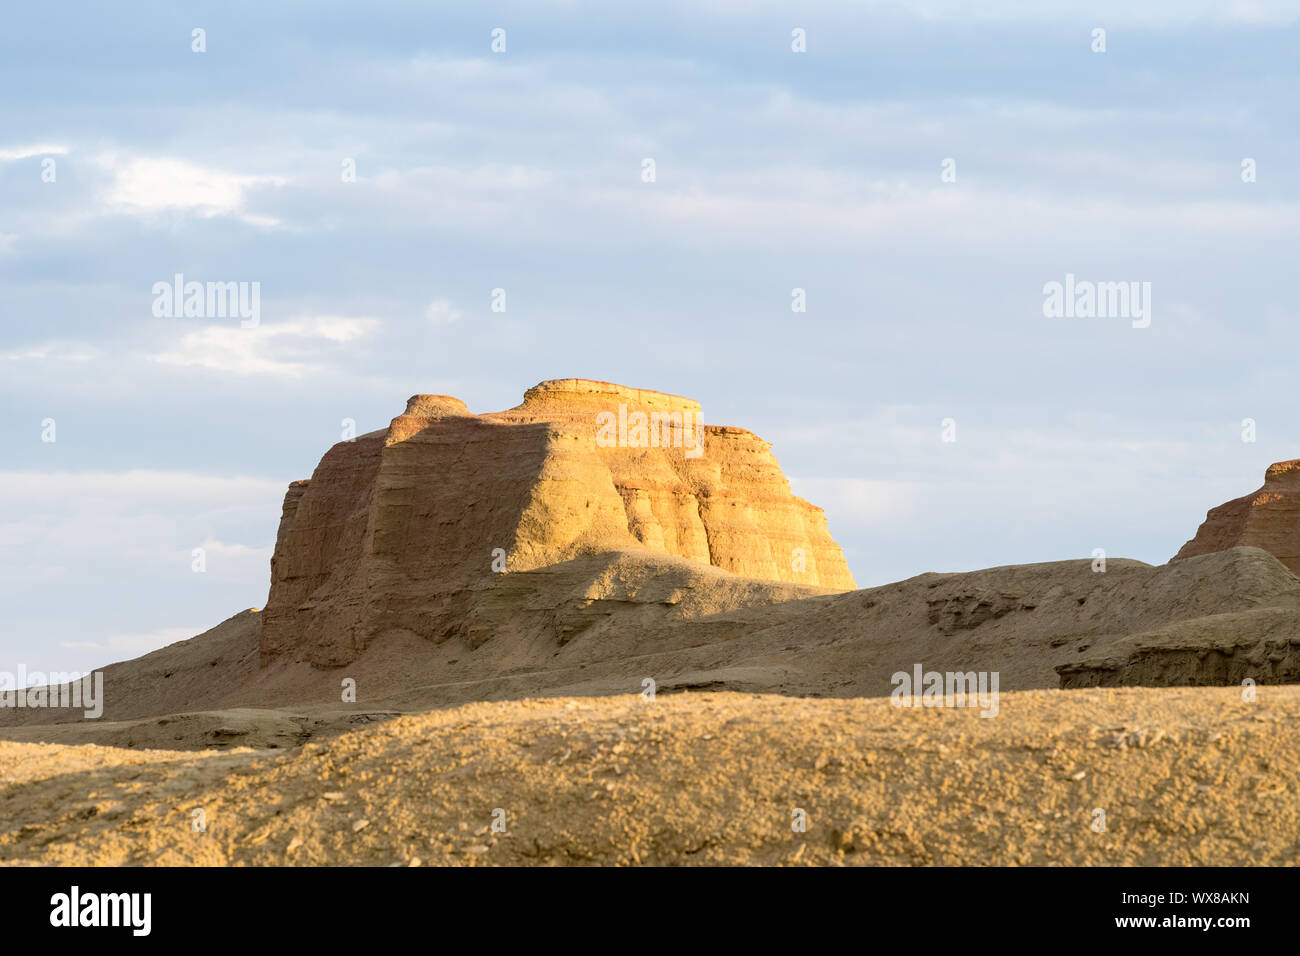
[
  {"left": 260, "top": 379, "right": 855, "bottom": 667},
  {"left": 1172, "top": 459, "right": 1300, "bottom": 576}
]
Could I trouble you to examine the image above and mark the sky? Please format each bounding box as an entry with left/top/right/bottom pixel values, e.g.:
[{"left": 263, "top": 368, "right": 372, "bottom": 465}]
[{"left": 2, "top": 1, "right": 1299, "bottom": 674}]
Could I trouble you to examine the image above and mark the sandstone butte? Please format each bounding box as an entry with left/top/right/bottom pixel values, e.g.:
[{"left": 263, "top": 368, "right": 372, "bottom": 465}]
[
  {"left": 1172, "top": 459, "right": 1300, "bottom": 575},
  {"left": 261, "top": 379, "right": 856, "bottom": 668}
]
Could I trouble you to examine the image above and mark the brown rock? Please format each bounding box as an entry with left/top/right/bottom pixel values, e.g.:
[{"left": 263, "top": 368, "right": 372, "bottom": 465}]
[
  {"left": 1172, "top": 460, "right": 1300, "bottom": 575},
  {"left": 260, "top": 379, "right": 855, "bottom": 667}
]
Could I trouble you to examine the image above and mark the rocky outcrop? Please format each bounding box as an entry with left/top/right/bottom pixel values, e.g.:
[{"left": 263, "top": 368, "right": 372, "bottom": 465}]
[
  {"left": 260, "top": 379, "right": 855, "bottom": 667},
  {"left": 1172, "top": 460, "right": 1300, "bottom": 576},
  {"left": 1057, "top": 607, "right": 1300, "bottom": 689}
]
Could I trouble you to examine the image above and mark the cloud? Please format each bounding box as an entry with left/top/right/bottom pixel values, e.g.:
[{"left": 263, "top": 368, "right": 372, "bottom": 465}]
[
  {"left": 0, "top": 470, "right": 280, "bottom": 595},
  {"left": 587, "top": 176, "right": 1300, "bottom": 249},
  {"left": 148, "top": 315, "right": 379, "bottom": 376},
  {"left": 789, "top": 477, "right": 919, "bottom": 529},
  {"left": 2, "top": 0, "right": 1297, "bottom": 671},
  {"left": 1223, "top": 0, "right": 1287, "bottom": 22},
  {"left": 425, "top": 299, "right": 462, "bottom": 326},
  {"left": 847, "top": 0, "right": 1300, "bottom": 25},
  {"left": 98, "top": 154, "right": 286, "bottom": 225},
  {"left": 0, "top": 143, "right": 67, "bottom": 161},
  {"left": 1, "top": 341, "right": 97, "bottom": 362},
  {"left": 59, "top": 626, "right": 200, "bottom": 658},
  {"left": 0, "top": 469, "right": 285, "bottom": 513},
  {"left": 0, "top": 468, "right": 282, "bottom": 672},
  {"left": 196, "top": 537, "right": 273, "bottom": 563}
]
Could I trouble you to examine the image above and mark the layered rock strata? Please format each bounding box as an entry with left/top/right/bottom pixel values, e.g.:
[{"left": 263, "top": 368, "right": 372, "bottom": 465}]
[
  {"left": 1172, "top": 459, "right": 1300, "bottom": 576},
  {"left": 261, "top": 379, "right": 855, "bottom": 667}
]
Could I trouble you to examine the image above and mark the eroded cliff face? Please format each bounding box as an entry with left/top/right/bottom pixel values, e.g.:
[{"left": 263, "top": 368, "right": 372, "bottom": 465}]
[
  {"left": 260, "top": 379, "right": 855, "bottom": 667},
  {"left": 1172, "top": 460, "right": 1300, "bottom": 576}
]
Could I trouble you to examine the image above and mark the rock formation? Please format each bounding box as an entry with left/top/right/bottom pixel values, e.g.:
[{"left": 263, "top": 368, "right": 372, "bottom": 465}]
[
  {"left": 1172, "top": 459, "right": 1300, "bottom": 576},
  {"left": 12, "top": 396, "right": 1300, "bottom": 755},
  {"left": 261, "top": 379, "right": 855, "bottom": 667}
]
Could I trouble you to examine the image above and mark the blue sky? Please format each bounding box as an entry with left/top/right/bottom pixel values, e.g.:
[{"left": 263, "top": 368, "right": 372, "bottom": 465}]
[{"left": 3, "top": 1, "right": 1299, "bottom": 673}]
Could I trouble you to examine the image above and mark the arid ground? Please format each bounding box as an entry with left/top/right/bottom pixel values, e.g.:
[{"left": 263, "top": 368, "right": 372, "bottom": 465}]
[
  {"left": 4, "top": 384, "right": 1298, "bottom": 867},
  {"left": 2, "top": 687, "right": 1296, "bottom": 866}
]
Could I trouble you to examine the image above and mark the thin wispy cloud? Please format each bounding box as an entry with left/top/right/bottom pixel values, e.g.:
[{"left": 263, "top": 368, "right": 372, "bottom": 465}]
[
  {"left": 0, "top": 143, "right": 67, "bottom": 161},
  {"left": 97, "top": 154, "right": 286, "bottom": 225},
  {"left": 1, "top": 341, "right": 97, "bottom": 362},
  {"left": 425, "top": 299, "right": 462, "bottom": 326},
  {"left": 149, "top": 315, "right": 380, "bottom": 376},
  {"left": 0, "top": 1, "right": 1296, "bottom": 672}
]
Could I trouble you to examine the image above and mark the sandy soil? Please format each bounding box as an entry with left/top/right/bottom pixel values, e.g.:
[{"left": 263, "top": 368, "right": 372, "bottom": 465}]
[{"left": 1, "top": 686, "right": 1296, "bottom": 866}]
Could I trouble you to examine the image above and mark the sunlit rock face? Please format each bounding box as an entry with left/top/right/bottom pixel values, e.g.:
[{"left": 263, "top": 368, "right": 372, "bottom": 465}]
[{"left": 260, "top": 379, "right": 855, "bottom": 667}]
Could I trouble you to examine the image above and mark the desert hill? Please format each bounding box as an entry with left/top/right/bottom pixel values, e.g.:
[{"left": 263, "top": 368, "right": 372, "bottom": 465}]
[
  {"left": 4, "top": 383, "right": 1300, "bottom": 867},
  {"left": 3, "top": 383, "right": 1300, "bottom": 754},
  {"left": 3, "top": 547, "right": 1298, "bottom": 752}
]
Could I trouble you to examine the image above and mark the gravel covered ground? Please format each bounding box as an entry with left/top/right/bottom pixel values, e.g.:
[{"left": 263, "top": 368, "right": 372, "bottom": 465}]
[{"left": 1, "top": 687, "right": 1297, "bottom": 866}]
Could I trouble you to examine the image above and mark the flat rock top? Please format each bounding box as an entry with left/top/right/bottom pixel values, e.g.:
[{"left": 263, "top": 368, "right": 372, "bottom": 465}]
[
  {"left": 394, "top": 379, "right": 710, "bottom": 426},
  {"left": 512, "top": 378, "right": 704, "bottom": 416},
  {"left": 525, "top": 377, "right": 699, "bottom": 403},
  {"left": 1264, "top": 459, "right": 1300, "bottom": 483},
  {"left": 402, "top": 394, "right": 472, "bottom": 417}
]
